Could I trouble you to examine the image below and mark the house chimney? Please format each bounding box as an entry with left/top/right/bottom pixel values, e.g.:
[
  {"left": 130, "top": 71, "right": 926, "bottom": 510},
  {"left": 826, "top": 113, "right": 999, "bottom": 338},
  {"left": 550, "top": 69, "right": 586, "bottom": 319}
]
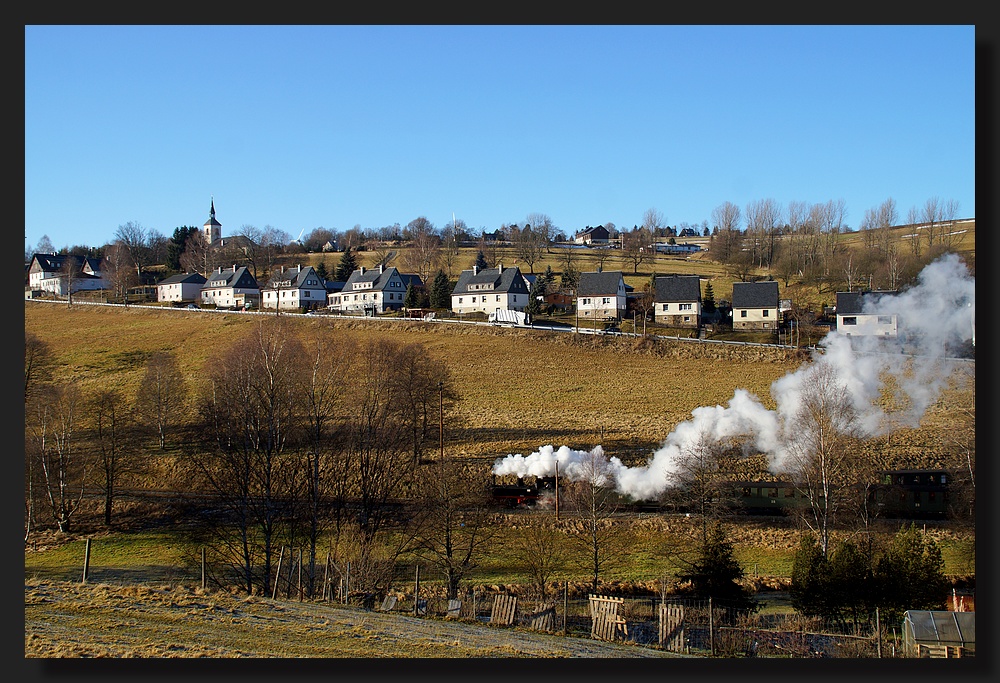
[
  {"left": 497, "top": 261, "right": 502, "bottom": 272},
  {"left": 359, "top": 266, "right": 365, "bottom": 275},
  {"left": 473, "top": 265, "right": 478, "bottom": 275}
]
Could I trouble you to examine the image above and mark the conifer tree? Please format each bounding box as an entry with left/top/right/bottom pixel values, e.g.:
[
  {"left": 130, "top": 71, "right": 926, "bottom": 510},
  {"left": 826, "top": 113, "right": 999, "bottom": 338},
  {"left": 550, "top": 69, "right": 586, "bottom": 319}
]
[
  {"left": 335, "top": 247, "right": 359, "bottom": 281},
  {"left": 429, "top": 269, "right": 451, "bottom": 309},
  {"left": 404, "top": 282, "right": 419, "bottom": 309},
  {"left": 677, "top": 521, "right": 757, "bottom": 613},
  {"left": 473, "top": 250, "right": 488, "bottom": 271},
  {"left": 703, "top": 281, "right": 716, "bottom": 313}
]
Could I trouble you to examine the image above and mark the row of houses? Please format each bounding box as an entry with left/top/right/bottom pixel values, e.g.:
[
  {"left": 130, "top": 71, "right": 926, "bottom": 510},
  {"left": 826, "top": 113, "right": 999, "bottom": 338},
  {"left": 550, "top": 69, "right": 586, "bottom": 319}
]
[{"left": 26, "top": 252, "right": 897, "bottom": 336}]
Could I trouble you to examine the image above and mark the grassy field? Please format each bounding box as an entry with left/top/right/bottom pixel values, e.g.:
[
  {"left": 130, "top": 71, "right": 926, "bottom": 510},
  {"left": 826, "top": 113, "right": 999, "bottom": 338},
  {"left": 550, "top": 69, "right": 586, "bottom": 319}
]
[{"left": 24, "top": 296, "right": 975, "bottom": 585}]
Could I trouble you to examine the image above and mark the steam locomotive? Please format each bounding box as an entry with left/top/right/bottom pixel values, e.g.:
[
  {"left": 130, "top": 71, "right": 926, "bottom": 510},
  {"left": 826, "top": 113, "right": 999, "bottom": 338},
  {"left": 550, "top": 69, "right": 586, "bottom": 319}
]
[{"left": 492, "top": 469, "right": 951, "bottom": 519}]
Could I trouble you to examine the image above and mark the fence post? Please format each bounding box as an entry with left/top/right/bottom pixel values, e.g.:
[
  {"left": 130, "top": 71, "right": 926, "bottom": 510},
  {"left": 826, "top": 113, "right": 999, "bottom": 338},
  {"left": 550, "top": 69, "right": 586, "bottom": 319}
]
[
  {"left": 345, "top": 562, "right": 350, "bottom": 605},
  {"left": 708, "top": 596, "right": 715, "bottom": 656},
  {"left": 297, "top": 548, "right": 303, "bottom": 602},
  {"left": 81, "top": 538, "right": 91, "bottom": 584},
  {"left": 272, "top": 546, "right": 284, "bottom": 600},
  {"left": 322, "top": 552, "right": 331, "bottom": 601},
  {"left": 562, "top": 582, "right": 569, "bottom": 635},
  {"left": 413, "top": 565, "right": 421, "bottom": 615},
  {"left": 201, "top": 546, "right": 206, "bottom": 590},
  {"left": 876, "top": 607, "right": 882, "bottom": 659}
]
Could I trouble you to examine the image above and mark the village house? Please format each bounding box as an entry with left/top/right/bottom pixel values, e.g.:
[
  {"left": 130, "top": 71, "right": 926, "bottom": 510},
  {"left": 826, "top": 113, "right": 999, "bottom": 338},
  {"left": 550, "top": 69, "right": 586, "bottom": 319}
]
[
  {"left": 653, "top": 274, "right": 702, "bottom": 328},
  {"left": 156, "top": 272, "right": 207, "bottom": 304},
  {"left": 576, "top": 270, "right": 627, "bottom": 320},
  {"left": 573, "top": 225, "right": 611, "bottom": 245},
  {"left": 327, "top": 264, "right": 420, "bottom": 314},
  {"left": 731, "top": 280, "right": 779, "bottom": 330},
  {"left": 201, "top": 265, "right": 260, "bottom": 310},
  {"left": 26, "top": 253, "right": 108, "bottom": 297},
  {"left": 451, "top": 262, "right": 529, "bottom": 317},
  {"left": 835, "top": 290, "right": 899, "bottom": 337},
  {"left": 261, "top": 264, "right": 327, "bottom": 312}
]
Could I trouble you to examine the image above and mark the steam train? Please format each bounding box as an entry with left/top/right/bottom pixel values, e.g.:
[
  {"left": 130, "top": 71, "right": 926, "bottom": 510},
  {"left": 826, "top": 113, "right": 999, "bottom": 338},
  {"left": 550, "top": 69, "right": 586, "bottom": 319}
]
[{"left": 492, "top": 469, "right": 952, "bottom": 520}]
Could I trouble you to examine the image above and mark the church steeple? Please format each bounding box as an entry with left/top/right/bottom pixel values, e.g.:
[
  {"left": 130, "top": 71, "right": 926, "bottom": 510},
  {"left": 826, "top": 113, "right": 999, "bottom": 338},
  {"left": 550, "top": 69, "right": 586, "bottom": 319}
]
[{"left": 203, "top": 196, "right": 222, "bottom": 245}]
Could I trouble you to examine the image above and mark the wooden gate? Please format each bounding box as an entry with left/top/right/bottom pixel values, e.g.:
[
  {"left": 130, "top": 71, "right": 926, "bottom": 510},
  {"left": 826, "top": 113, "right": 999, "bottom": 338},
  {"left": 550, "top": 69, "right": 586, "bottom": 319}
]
[
  {"left": 658, "top": 603, "right": 685, "bottom": 652},
  {"left": 589, "top": 595, "right": 628, "bottom": 642},
  {"left": 527, "top": 602, "right": 556, "bottom": 632},
  {"left": 490, "top": 594, "right": 518, "bottom": 626}
]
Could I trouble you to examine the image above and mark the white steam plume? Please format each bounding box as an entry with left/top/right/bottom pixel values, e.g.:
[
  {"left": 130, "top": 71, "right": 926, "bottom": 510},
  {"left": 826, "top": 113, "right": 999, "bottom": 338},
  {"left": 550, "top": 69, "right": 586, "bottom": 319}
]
[{"left": 492, "top": 253, "right": 975, "bottom": 501}]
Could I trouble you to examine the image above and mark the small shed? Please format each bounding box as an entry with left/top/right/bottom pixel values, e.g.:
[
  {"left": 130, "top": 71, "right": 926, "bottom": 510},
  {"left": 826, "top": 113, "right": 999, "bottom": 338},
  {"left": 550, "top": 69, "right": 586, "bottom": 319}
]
[{"left": 902, "top": 610, "right": 975, "bottom": 657}]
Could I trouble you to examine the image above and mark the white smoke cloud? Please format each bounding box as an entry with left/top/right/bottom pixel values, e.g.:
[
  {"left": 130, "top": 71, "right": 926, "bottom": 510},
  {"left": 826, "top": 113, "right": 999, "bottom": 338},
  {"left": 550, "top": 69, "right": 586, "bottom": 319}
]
[{"left": 492, "top": 253, "right": 974, "bottom": 501}]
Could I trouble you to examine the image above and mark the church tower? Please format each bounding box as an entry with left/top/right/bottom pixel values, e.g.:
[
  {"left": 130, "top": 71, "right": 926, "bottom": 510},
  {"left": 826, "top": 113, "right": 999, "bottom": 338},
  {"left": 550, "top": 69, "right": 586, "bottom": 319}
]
[{"left": 203, "top": 197, "right": 222, "bottom": 245}]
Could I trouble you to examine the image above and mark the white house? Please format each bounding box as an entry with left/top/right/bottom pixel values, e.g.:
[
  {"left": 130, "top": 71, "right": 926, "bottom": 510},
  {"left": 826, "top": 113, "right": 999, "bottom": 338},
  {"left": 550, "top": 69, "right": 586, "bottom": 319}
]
[
  {"left": 653, "top": 274, "right": 702, "bottom": 328},
  {"left": 731, "top": 281, "right": 779, "bottom": 330},
  {"left": 201, "top": 265, "right": 259, "bottom": 309},
  {"left": 261, "top": 264, "right": 327, "bottom": 312},
  {"left": 327, "top": 264, "right": 420, "bottom": 314},
  {"left": 576, "top": 270, "right": 627, "bottom": 320},
  {"left": 27, "top": 253, "right": 107, "bottom": 296},
  {"left": 836, "top": 290, "right": 899, "bottom": 337},
  {"left": 450, "top": 262, "right": 530, "bottom": 317},
  {"left": 156, "top": 272, "right": 207, "bottom": 304}
]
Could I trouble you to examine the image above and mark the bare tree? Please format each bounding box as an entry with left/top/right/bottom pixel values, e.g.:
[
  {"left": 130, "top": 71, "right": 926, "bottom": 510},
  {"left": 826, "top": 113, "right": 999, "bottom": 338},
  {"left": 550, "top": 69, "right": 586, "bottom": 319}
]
[
  {"left": 512, "top": 223, "right": 547, "bottom": 273},
  {"left": 390, "top": 345, "right": 455, "bottom": 466},
  {"left": 26, "top": 382, "right": 86, "bottom": 533},
  {"left": 711, "top": 201, "right": 742, "bottom": 233},
  {"left": 400, "top": 219, "right": 441, "bottom": 284},
  {"left": 667, "top": 430, "right": 739, "bottom": 543},
  {"left": 90, "top": 388, "right": 137, "bottom": 527},
  {"left": 590, "top": 246, "right": 614, "bottom": 272},
  {"left": 779, "top": 363, "right": 863, "bottom": 556},
  {"left": 235, "top": 224, "right": 264, "bottom": 280},
  {"left": 195, "top": 318, "right": 305, "bottom": 595},
  {"left": 102, "top": 243, "right": 137, "bottom": 304},
  {"left": 299, "top": 337, "right": 352, "bottom": 598},
  {"left": 408, "top": 457, "right": 498, "bottom": 600},
  {"left": 642, "top": 207, "right": 666, "bottom": 237},
  {"left": 509, "top": 519, "right": 569, "bottom": 601},
  {"left": 135, "top": 351, "right": 187, "bottom": 450},
  {"left": 114, "top": 221, "right": 149, "bottom": 286},
  {"left": 179, "top": 231, "right": 211, "bottom": 277},
  {"left": 619, "top": 226, "right": 652, "bottom": 274},
  {"left": 563, "top": 448, "right": 623, "bottom": 593}
]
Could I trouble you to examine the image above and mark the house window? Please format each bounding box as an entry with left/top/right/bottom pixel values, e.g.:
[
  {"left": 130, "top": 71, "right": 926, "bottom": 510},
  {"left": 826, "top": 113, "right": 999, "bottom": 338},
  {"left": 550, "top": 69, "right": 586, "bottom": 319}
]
[
  {"left": 679, "top": 303, "right": 692, "bottom": 311},
  {"left": 878, "top": 316, "right": 892, "bottom": 324},
  {"left": 763, "top": 309, "right": 769, "bottom": 317},
  {"left": 458, "top": 297, "right": 463, "bottom": 304},
  {"left": 843, "top": 317, "right": 857, "bottom": 325},
  {"left": 582, "top": 298, "right": 590, "bottom": 305},
  {"left": 304, "top": 291, "right": 309, "bottom": 297},
  {"left": 740, "top": 310, "right": 747, "bottom": 318},
  {"left": 496, "top": 295, "right": 500, "bottom": 302},
  {"left": 683, "top": 316, "right": 690, "bottom": 322},
  {"left": 603, "top": 297, "right": 610, "bottom": 304},
  {"left": 662, "top": 304, "right": 668, "bottom": 312}
]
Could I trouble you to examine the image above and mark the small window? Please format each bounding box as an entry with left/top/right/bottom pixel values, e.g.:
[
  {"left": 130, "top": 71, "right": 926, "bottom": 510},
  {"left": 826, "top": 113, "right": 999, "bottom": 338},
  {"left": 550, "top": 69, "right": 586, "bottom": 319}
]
[
  {"left": 878, "top": 315, "right": 892, "bottom": 324},
  {"left": 843, "top": 317, "right": 857, "bottom": 325},
  {"left": 763, "top": 309, "right": 769, "bottom": 317},
  {"left": 741, "top": 310, "right": 747, "bottom": 318},
  {"left": 768, "top": 487, "right": 778, "bottom": 498}
]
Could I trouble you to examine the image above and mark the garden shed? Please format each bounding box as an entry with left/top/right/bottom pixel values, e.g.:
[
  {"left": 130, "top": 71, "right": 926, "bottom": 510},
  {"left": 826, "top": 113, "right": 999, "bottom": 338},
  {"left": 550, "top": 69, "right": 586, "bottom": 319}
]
[{"left": 901, "top": 610, "right": 975, "bottom": 657}]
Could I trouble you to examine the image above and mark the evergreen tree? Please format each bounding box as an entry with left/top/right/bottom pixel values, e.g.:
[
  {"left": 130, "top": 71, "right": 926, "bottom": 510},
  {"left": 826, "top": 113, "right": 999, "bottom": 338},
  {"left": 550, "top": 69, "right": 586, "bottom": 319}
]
[
  {"left": 429, "top": 269, "right": 451, "bottom": 309},
  {"left": 560, "top": 262, "right": 580, "bottom": 291},
  {"left": 525, "top": 279, "right": 542, "bottom": 319},
  {"left": 404, "top": 282, "right": 419, "bottom": 309},
  {"left": 873, "top": 524, "right": 950, "bottom": 623},
  {"left": 703, "top": 281, "right": 716, "bottom": 313},
  {"left": 473, "top": 250, "right": 488, "bottom": 271},
  {"left": 335, "top": 247, "right": 359, "bottom": 281},
  {"left": 314, "top": 261, "right": 329, "bottom": 282},
  {"left": 540, "top": 265, "right": 556, "bottom": 295},
  {"left": 677, "top": 521, "right": 757, "bottom": 613},
  {"left": 790, "top": 533, "right": 830, "bottom": 617},
  {"left": 167, "top": 226, "right": 198, "bottom": 272}
]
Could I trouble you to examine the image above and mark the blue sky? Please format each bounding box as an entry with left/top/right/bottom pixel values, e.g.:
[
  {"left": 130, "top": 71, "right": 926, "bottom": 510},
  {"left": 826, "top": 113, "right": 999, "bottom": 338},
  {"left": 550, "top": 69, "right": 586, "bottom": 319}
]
[{"left": 25, "top": 25, "right": 976, "bottom": 252}]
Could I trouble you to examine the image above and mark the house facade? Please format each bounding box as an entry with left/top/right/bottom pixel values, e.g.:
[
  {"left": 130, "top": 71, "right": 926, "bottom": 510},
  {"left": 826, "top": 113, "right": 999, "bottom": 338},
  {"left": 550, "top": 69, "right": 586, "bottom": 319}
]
[
  {"left": 27, "top": 253, "right": 108, "bottom": 296},
  {"left": 653, "top": 274, "right": 702, "bottom": 328},
  {"left": 573, "top": 225, "right": 611, "bottom": 245},
  {"left": 156, "top": 272, "right": 207, "bottom": 303},
  {"left": 451, "top": 262, "right": 529, "bottom": 317},
  {"left": 835, "top": 290, "right": 899, "bottom": 337},
  {"left": 327, "top": 264, "right": 418, "bottom": 314},
  {"left": 576, "top": 270, "right": 627, "bottom": 320},
  {"left": 731, "top": 281, "right": 779, "bottom": 330},
  {"left": 201, "top": 265, "right": 260, "bottom": 309},
  {"left": 261, "top": 264, "right": 327, "bottom": 312}
]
